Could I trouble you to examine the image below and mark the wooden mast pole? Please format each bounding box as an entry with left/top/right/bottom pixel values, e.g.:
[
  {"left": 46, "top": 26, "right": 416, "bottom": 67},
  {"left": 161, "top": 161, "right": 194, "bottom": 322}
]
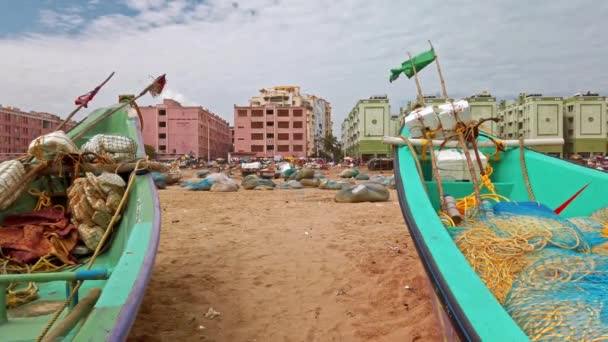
[
  {"left": 428, "top": 40, "right": 483, "bottom": 210},
  {"left": 58, "top": 72, "right": 115, "bottom": 131},
  {"left": 407, "top": 52, "right": 425, "bottom": 106},
  {"left": 428, "top": 40, "right": 448, "bottom": 99}
]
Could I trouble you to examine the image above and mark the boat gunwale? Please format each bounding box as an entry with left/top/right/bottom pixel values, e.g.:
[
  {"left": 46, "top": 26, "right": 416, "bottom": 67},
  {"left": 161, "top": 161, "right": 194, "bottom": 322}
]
[
  {"left": 105, "top": 107, "right": 162, "bottom": 341},
  {"left": 393, "top": 144, "right": 477, "bottom": 341},
  {"left": 108, "top": 174, "right": 161, "bottom": 341}
]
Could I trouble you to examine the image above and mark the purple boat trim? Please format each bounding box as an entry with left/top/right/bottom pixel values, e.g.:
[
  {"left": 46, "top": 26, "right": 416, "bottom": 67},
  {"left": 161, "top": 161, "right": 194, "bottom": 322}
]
[{"left": 107, "top": 175, "right": 161, "bottom": 341}]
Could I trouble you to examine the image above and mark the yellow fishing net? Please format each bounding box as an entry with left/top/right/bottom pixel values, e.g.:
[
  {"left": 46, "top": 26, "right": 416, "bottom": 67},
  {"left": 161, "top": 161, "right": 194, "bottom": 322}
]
[{"left": 446, "top": 202, "right": 608, "bottom": 341}]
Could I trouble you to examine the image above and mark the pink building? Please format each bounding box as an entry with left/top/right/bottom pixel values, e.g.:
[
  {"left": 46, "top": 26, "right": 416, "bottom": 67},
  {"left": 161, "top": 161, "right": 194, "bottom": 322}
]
[
  {"left": 228, "top": 126, "right": 235, "bottom": 152},
  {"left": 140, "top": 99, "right": 231, "bottom": 161},
  {"left": 0, "top": 106, "right": 77, "bottom": 161},
  {"left": 233, "top": 104, "right": 308, "bottom": 158}
]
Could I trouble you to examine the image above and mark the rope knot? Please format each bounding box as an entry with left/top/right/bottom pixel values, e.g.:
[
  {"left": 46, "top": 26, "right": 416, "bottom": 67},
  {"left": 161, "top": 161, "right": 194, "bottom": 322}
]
[{"left": 481, "top": 174, "right": 496, "bottom": 193}]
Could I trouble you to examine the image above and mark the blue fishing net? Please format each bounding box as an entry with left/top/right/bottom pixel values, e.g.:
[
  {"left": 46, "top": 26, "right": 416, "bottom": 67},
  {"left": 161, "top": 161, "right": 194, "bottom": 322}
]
[
  {"left": 151, "top": 172, "right": 167, "bottom": 189},
  {"left": 181, "top": 178, "right": 215, "bottom": 191},
  {"left": 450, "top": 202, "right": 608, "bottom": 340}
]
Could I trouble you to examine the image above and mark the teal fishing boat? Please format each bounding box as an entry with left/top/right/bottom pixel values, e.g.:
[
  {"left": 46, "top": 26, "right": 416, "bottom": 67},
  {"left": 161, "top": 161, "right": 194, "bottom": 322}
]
[
  {"left": 0, "top": 94, "right": 162, "bottom": 341},
  {"left": 388, "top": 120, "right": 608, "bottom": 341},
  {"left": 387, "top": 43, "right": 608, "bottom": 340}
]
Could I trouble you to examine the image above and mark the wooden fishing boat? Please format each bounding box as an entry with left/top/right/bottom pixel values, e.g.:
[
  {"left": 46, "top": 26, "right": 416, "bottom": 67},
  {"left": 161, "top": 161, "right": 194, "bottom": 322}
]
[
  {"left": 0, "top": 96, "right": 161, "bottom": 341},
  {"left": 388, "top": 126, "right": 608, "bottom": 341}
]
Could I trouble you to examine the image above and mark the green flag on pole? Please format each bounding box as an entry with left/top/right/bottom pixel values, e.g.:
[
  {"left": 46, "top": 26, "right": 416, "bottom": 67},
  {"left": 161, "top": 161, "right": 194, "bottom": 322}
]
[{"left": 389, "top": 48, "right": 436, "bottom": 83}]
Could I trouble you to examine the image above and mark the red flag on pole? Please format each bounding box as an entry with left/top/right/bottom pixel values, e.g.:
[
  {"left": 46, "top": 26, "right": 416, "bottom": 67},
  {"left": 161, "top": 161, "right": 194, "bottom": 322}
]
[
  {"left": 149, "top": 74, "right": 167, "bottom": 97},
  {"left": 74, "top": 71, "right": 115, "bottom": 108},
  {"left": 74, "top": 86, "right": 101, "bottom": 108}
]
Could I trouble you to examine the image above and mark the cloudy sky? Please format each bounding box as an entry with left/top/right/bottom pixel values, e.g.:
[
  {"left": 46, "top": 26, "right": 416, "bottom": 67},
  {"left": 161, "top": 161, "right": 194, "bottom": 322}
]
[{"left": 1, "top": 0, "right": 607, "bottom": 134}]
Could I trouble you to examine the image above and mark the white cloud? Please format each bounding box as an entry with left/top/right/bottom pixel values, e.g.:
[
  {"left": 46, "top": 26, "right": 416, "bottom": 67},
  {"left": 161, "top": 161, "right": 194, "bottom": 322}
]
[
  {"left": 125, "top": 0, "right": 167, "bottom": 11},
  {"left": 2, "top": 0, "right": 608, "bottom": 135},
  {"left": 38, "top": 9, "right": 84, "bottom": 31},
  {"left": 161, "top": 87, "right": 196, "bottom": 106}
]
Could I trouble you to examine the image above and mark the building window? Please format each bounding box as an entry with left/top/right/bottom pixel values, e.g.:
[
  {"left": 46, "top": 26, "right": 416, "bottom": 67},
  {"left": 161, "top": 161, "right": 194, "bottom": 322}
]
[
  {"left": 266, "top": 133, "right": 274, "bottom": 138},
  {"left": 159, "top": 121, "right": 166, "bottom": 127},
  {"left": 238, "top": 125, "right": 245, "bottom": 128},
  {"left": 293, "top": 109, "right": 303, "bottom": 116},
  {"left": 266, "top": 109, "right": 274, "bottom": 115},
  {"left": 568, "top": 117, "right": 573, "bottom": 124},
  {"left": 159, "top": 109, "right": 166, "bottom": 116},
  {"left": 277, "top": 145, "right": 289, "bottom": 152},
  {"left": 293, "top": 145, "right": 303, "bottom": 152},
  {"left": 251, "top": 133, "right": 264, "bottom": 140},
  {"left": 267, "top": 121, "right": 274, "bottom": 127},
  {"left": 266, "top": 145, "right": 274, "bottom": 150},
  {"left": 159, "top": 133, "right": 166, "bottom": 139},
  {"left": 251, "top": 145, "right": 264, "bottom": 152},
  {"left": 278, "top": 122, "right": 289, "bottom": 128},
  {"left": 293, "top": 121, "right": 303, "bottom": 128},
  {"left": 252, "top": 110, "right": 263, "bottom": 117},
  {"left": 278, "top": 109, "right": 289, "bottom": 117},
  {"left": 278, "top": 133, "right": 289, "bottom": 140},
  {"left": 238, "top": 109, "right": 248, "bottom": 117},
  {"left": 293, "top": 133, "right": 303, "bottom": 140},
  {"left": 159, "top": 145, "right": 166, "bottom": 151},
  {"left": 251, "top": 122, "right": 263, "bottom": 129}
]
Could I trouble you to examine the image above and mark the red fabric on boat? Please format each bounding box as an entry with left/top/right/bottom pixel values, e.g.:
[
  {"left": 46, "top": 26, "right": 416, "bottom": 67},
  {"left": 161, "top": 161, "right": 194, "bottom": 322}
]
[{"left": 0, "top": 209, "right": 78, "bottom": 264}]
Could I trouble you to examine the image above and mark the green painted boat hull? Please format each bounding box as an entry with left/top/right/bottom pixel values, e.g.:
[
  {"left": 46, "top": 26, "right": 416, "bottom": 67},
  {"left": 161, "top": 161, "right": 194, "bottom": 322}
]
[
  {"left": 0, "top": 99, "right": 161, "bottom": 341},
  {"left": 393, "top": 124, "right": 608, "bottom": 341}
]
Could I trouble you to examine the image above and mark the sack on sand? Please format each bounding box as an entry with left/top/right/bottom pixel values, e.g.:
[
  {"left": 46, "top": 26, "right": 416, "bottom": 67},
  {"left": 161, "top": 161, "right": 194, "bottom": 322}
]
[
  {"left": 166, "top": 169, "right": 182, "bottom": 185},
  {"left": 388, "top": 176, "right": 396, "bottom": 189},
  {"left": 196, "top": 169, "right": 211, "bottom": 178},
  {"left": 282, "top": 168, "right": 297, "bottom": 179},
  {"left": 206, "top": 173, "right": 238, "bottom": 186},
  {"left": 300, "top": 178, "right": 320, "bottom": 187},
  {"left": 244, "top": 177, "right": 275, "bottom": 190},
  {"left": 279, "top": 180, "right": 303, "bottom": 189},
  {"left": 339, "top": 169, "right": 360, "bottom": 178},
  {"left": 369, "top": 175, "right": 386, "bottom": 184},
  {"left": 369, "top": 174, "right": 395, "bottom": 188},
  {"left": 287, "top": 180, "right": 303, "bottom": 189},
  {"left": 355, "top": 173, "right": 370, "bottom": 180},
  {"left": 319, "top": 179, "right": 354, "bottom": 190},
  {"left": 210, "top": 183, "right": 238, "bottom": 192},
  {"left": 242, "top": 174, "right": 260, "bottom": 189},
  {"left": 182, "top": 178, "right": 215, "bottom": 191},
  {"left": 152, "top": 172, "right": 167, "bottom": 189},
  {"left": 335, "top": 182, "right": 390, "bottom": 203},
  {"left": 295, "top": 168, "right": 315, "bottom": 181}
]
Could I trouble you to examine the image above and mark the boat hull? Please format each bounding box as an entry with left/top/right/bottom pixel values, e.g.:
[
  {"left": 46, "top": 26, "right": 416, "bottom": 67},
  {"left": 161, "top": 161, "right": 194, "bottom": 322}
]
[
  {"left": 0, "top": 100, "right": 161, "bottom": 341},
  {"left": 393, "top": 123, "right": 608, "bottom": 341}
]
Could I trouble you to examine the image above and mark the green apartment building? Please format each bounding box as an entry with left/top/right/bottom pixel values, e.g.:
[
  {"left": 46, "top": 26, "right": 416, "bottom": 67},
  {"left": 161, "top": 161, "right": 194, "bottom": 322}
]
[
  {"left": 465, "top": 92, "right": 498, "bottom": 135},
  {"left": 341, "top": 95, "right": 391, "bottom": 161},
  {"left": 497, "top": 93, "right": 564, "bottom": 157},
  {"left": 563, "top": 92, "right": 607, "bottom": 157}
]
